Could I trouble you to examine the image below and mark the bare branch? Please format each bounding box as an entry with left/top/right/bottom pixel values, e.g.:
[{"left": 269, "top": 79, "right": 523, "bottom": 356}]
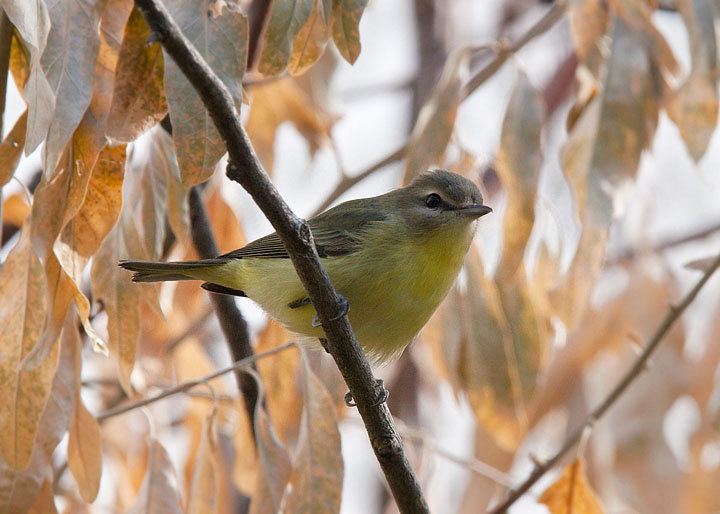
[
  {"left": 133, "top": 1, "right": 430, "bottom": 511},
  {"left": 488, "top": 251, "right": 720, "bottom": 513},
  {"left": 96, "top": 342, "right": 296, "bottom": 421}
]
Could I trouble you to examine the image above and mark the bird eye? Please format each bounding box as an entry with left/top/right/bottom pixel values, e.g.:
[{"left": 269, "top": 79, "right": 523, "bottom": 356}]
[{"left": 425, "top": 193, "right": 442, "bottom": 209}]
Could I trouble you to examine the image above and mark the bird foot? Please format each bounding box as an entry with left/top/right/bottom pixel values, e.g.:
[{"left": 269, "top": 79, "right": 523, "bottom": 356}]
[
  {"left": 344, "top": 379, "right": 389, "bottom": 408},
  {"left": 312, "top": 294, "right": 350, "bottom": 327}
]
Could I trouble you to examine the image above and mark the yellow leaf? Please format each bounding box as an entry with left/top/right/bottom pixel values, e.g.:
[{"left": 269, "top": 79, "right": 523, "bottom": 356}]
[
  {"left": 0, "top": 225, "right": 60, "bottom": 470},
  {"left": 288, "top": 0, "right": 332, "bottom": 76},
  {"left": 284, "top": 349, "right": 343, "bottom": 513},
  {"left": 9, "top": 34, "right": 30, "bottom": 94},
  {"left": 539, "top": 460, "right": 604, "bottom": 514},
  {"left": 258, "top": 0, "right": 315, "bottom": 76},
  {"left": 107, "top": 7, "right": 169, "bottom": 144}
]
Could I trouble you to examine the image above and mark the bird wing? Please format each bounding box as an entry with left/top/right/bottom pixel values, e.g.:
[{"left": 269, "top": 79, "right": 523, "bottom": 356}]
[{"left": 220, "top": 198, "right": 387, "bottom": 260}]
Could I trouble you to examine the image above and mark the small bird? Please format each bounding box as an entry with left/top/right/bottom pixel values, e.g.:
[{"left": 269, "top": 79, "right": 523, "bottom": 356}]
[{"left": 120, "top": 169, "right": 491, "bottom": 363}]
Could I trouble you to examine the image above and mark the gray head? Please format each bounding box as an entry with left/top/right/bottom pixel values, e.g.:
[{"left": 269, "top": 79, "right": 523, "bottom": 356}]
[{"left": 390, "top": 169, "right": 492, "bottom": 234}]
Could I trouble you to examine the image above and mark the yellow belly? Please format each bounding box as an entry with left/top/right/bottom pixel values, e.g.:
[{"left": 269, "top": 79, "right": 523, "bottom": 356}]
[{"left": 219, "top": 223, "right": 474, "bottom": 362}]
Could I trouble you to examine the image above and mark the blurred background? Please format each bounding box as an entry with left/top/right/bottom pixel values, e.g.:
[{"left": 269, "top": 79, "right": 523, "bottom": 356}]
[{"left": 3, "top": 0, "right": 720, "bottom": 512}]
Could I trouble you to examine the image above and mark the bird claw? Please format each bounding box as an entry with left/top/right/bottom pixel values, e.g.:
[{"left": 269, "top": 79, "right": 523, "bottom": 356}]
[
  {"left": 312, "top": 295, "right": 350, "bottom": 327},
  {"left": 344, "top": 379, "right": 389, "bottom": 408}
]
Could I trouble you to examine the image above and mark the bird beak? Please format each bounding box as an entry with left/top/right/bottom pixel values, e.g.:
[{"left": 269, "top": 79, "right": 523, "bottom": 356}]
[{"left": 458, "top": 204, "right": 492, "bottom": 218}]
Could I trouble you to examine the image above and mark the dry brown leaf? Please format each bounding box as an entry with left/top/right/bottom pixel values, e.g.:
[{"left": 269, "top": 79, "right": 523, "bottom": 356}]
[
  {"left": 569, "top": 0, "right": 609, "bottom": 59},
  {"left": 404, "top": 46, "right": 472, "bottom": 183},
  {"left": 539, "top": 460, "right": 604, "bottom": 514},
  {"left": 67, "top": 323, "right": 103, "bottom": 502},
  {"left": 666, "top": 0, "right": 719, "bottom": 162},
  {"left": 68, "top": 398, "right": 103, "bottom": 502},
  {"left": 187, "top": 410, "right": 219, "bottom": 514},
  {"left": 0, "top": 225, "right": 60, "bottom": 470},
  {"left": 3, "top": 0, "right": 55, "bottom": 156},
  {"left": 556, "top": 14, "right": 661, "bottom": 327},
  {"left": 288, "top": 0, "right": 332, "bottom": 76},
  {"left": 163, "top": 0, "right": 247, "bottom": 186},
  {"left": 128, "top": 439, "right": 184, "bottom": 514},
  {"left": 284, "top": 350, "right": 343, "bottom": 513},
  {"left": 91, "top": 219, "right": 141, "bottom": 394},
  {"left": 258, "top": 0, "right": 314, "bottom": 76},
  {"left": 330, "top": 0, "right": 367, "bottom": 64},
  {"left": 107, "top": 6, "right": 169, "bottom": 144},
  {"left": 495, "top": 72, "right": 543, "bottom": 283},
  {"left": 0, "top": 110, "right": 28, "bottom": 189},
  {"left": 246, "top": 77, "right": 330, "bottom": 174},
  {"left": 0, "top": 314, "right": 76, "bottom": 511},
  {"left": 26, "top": 479, "right": 58, "bottom": 514},
  {"left": 424, "top": 249, "right": 529, "bottom": 449},
  {"left": 256, "top": 320, "right": 302, "bottom": 444},
  {"left": 249, "top": 403, "right": 292, "bottom": 514},
  {"left": 40, "top": 0, "right": 106, "bottom": 175}
]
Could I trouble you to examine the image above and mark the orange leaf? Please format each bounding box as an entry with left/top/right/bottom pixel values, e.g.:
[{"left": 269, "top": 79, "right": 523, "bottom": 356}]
[
  {"left": 68, "top": 399, "right": 103, "bottom": 502},
  {"left": 0, "top": 110, "right": 27, "bottom": 189},
  {"left": 128, "top": 440, "right": 184, "bottom": 514},
  {"left": 539, "top": 460, "right": 604, "bottom": 514},
  {"left": 107, "top": 7, "right": 169, "bottom": 144}
]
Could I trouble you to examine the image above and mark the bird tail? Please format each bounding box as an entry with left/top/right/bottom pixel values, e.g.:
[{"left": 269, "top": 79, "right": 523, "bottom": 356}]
[{"left": 119, "top": 259, "right": 228, "bottom": 283}]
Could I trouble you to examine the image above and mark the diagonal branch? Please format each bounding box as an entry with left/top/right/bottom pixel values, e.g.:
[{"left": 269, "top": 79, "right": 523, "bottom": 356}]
[
  {"left": 133, "top": 1, "right": 430, "bottom": 512},
  {"left": 97, "top": 342, "right": 296, "bottom": 421},
  {"left": 488, "top": 251, "right": 720, "bottom": 513}
]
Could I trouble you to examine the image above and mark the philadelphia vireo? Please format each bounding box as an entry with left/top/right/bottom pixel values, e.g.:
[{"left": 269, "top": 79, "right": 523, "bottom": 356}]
[{"left": 120, "top": 169, "right": 492, "bottom": 362}]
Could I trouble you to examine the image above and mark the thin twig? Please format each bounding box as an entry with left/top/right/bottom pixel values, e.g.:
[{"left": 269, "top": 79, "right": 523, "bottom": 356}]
[
  {"left": 164, "top": 304, "right": 214, "bottom": 353},
  {"left": 488, "top": 251, "right": 720, "bottom": 513},
  {"left": 96, "top": 342, "right": 296, "bottom": 421},
  {"left": 311, "top": 2, "right": 567, "bottom": 216},
  {"left": 134, "top": 1, "right": 430, "bottom": 511},
  {"left": 608, "top": 220, "right": 720, "bottom": 265}
]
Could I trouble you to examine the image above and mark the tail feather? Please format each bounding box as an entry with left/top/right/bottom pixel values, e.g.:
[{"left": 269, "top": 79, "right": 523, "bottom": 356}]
[{"left": 119, "top": 259, "right": 227, "bottom": 283}]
